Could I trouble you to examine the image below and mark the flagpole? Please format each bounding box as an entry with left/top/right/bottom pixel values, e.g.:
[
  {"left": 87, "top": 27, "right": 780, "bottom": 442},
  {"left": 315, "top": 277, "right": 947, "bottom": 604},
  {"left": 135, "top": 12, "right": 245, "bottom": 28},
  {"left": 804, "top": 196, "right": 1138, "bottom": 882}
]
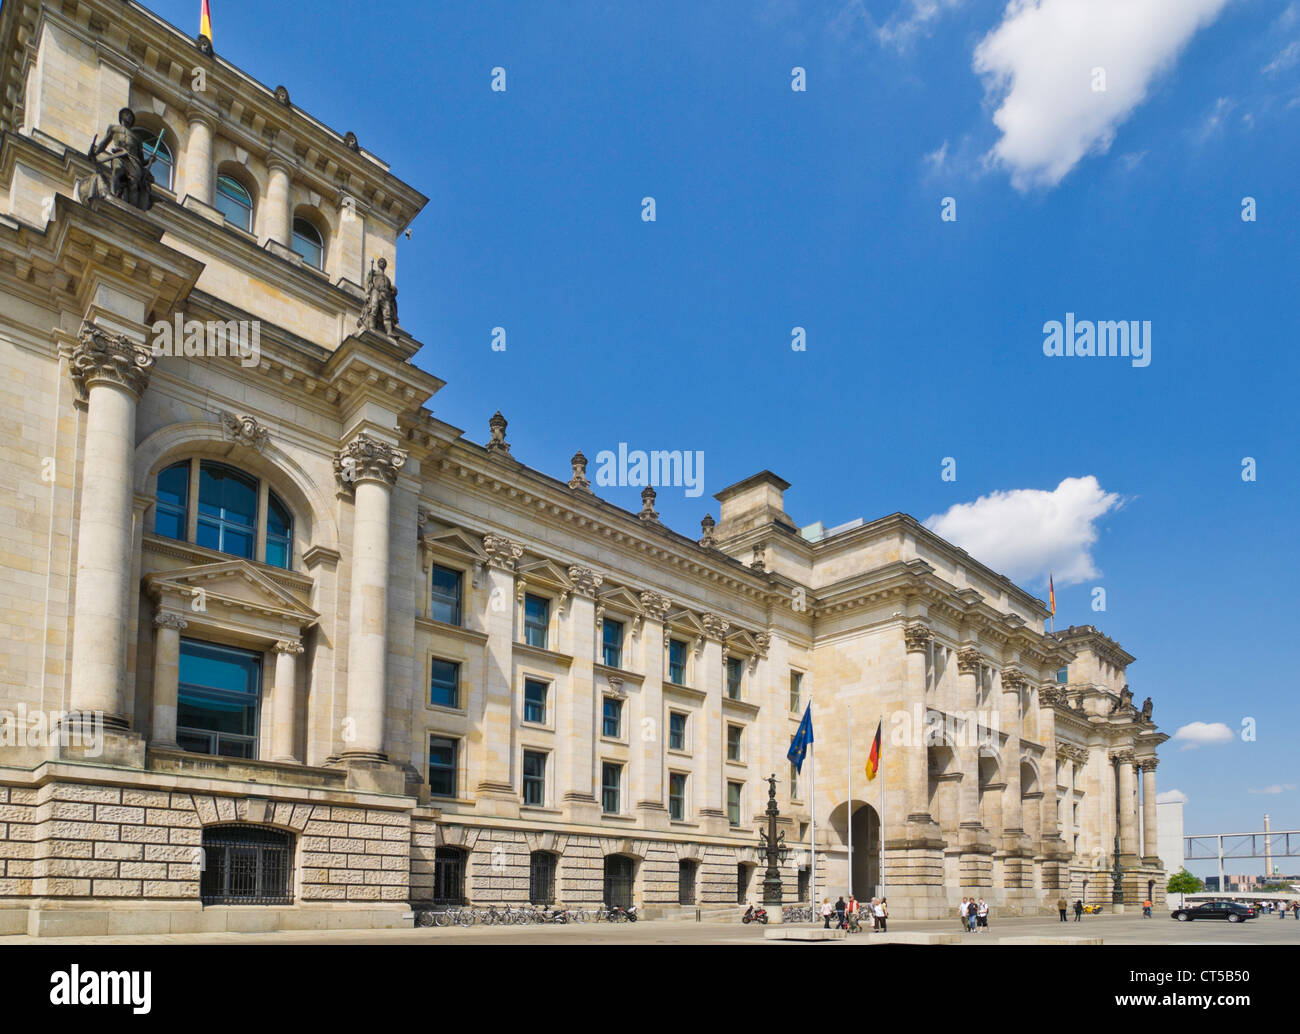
[
  {"left": 809, "top": 697, "right": 816, "bottom": 909},
  {"left": 880, "top": 711, "right": 886, "bottom": 899},
  {"left": 847, "top": 704, "right": 853, "bottom": 901}
]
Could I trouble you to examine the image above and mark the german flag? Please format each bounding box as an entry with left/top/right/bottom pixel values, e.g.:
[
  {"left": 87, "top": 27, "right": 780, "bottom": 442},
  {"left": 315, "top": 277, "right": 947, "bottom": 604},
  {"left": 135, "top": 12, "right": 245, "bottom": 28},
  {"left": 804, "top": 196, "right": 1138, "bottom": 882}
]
[
  {"left": 865, "top": 719, "right": 881, "bottom": 781},
  {"left": 1049, "top": 574, "right": 1056, "bottom": 617},
  {"left": 200, "top": 0, "right": 212, "bottom": 42}
]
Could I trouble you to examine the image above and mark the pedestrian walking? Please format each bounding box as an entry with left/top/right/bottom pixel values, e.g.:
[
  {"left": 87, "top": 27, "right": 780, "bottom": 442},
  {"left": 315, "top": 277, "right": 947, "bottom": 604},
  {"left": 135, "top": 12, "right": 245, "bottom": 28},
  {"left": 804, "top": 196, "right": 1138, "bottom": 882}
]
[
  {"left": 976, "top": 898, "right": 989, "bottom": 932},
  {"left": 967, "top": 901, "right": 978, "bottom": 933},
  {"left": 875, "top": 897, "right": 888, "bottom": 933},
  {"left": 821, "top": 897, "right": 833, "bottom": 929},
  {"left": 847, "top": 894, "right": 859, "bottom": 932},
  {"left": 1073, "top": 899, "right": 1083, "bottom": 922},
  {"left": 959, "top": 897, "right": 970, "bottom": 931},
  {"left": 834, "top": 896, "right": 847, "bottom": 930},
  {"left": 1142, "top": 898, "right": 1152, "bottom": 918},
  {"left": 1056, "top": 896, "right": 1067, "bottom": 922}
]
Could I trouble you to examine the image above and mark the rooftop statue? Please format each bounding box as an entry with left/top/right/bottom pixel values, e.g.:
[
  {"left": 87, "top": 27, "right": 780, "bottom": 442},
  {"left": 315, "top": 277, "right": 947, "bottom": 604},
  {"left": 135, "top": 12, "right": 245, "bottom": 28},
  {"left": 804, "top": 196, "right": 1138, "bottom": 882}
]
[
  {"left": 358, "top": 257, "right": 399, "bottom": 335},
  {"left": 77, "top": 107, "right": 156, "bottom": 211}
]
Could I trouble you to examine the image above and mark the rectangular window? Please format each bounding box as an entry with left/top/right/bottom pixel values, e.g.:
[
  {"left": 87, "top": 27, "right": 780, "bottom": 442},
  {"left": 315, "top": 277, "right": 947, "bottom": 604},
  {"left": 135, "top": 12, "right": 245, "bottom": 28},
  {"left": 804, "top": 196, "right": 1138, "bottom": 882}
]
[
  {"left": 523, "top": 678, "right": 548, "bottom": 724},
  {"left": 789, "top": 670, "right": 802, "bottom": 712},
  {"left": 669, "top": 772, "right": 687, "bottom": 821},
  {"left": 154, "top": 462, "right": 189, "bottom": 541},
  {"left": 1056, "top": 666, "right": 1069, "bottom": 684},
  {"left": 602, "top": 697, "right": 623, "bottom": 739},
  {"left": 176, "top": 639, "right": 262, "bottom": 759},
  {"left": 790, "top": 761, "right": 799, "bottom": 800},
  {"left": 601, "top": 762, "right": 621, "bottom": 814},
  {"left": 668, "top": 639, "right": 687, "bottom": 685},
  {"left": 602, "top": 618, "right": 624, "bottom": 669},
  {"left": 429, "top": 658, "right": 459, "bottom": 709},
  {"left": 524, "top": 594, "right": 550, "bottom": 649},
  {"left": 727, "top": 724, "right": 743, "bottom": 762},
  {"left": 668, "top": 711, "right": 687, "bottom": 751},
  {"left": 727, "top": 781, "right": 743, "bottom": 827},
  {"left": 430, "top": 565, "right": 463, "bottom": 626},
  {"left": 726, "top": 656, "right": 743, "bottom": 700},
  {"left": 523, "top": 750, "right": 546, "bottom": 806},
  {"left": 429, "top": 736, "right": 457, "bottom": 798}
]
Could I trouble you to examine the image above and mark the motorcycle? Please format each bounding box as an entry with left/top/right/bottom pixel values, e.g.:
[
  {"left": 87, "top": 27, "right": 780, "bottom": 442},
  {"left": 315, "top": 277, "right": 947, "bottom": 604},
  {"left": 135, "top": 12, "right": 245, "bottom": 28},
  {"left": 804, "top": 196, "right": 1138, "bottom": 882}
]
[
  {"left": 742, "top": 905, "right": 769, "bottom": 925},
  {"left": 607, "top": 904, "right": 639, "bottom": 923}
]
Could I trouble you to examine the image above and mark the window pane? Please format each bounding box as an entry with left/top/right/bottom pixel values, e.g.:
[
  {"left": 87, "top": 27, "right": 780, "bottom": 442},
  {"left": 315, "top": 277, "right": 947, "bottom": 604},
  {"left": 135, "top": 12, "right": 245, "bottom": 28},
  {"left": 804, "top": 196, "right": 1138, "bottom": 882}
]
[
  {"left": 727, "top": 725, "right": 742, "bottom": 761},
  {"left": 726, "top": 657, "right": 743, "bottom": 699},
  {"left": 669, "top": 712, "right": 686, "bottom": 751},
  {"left": 524, "top": 679, "right": 548, "bottom": 724},
  {"left": 524, "top": 594, "right": 549, "bottom": 649},
  {"left": 430, "top": 659, "right": 459, "bottom": 708},
  {"left": 177, "top": 639, "right": 262, "bottom": 758},
  {"left": 155, "top": 462, "right": 189, "bottom": 541},
  {"left": 668, "top": 639, "right": 686, "bottom": 684},
  {"left": 602, "top": 619, "right": 623, "bottom": 668},
  {"left": 728, "top": 782, "right": 742, "bottom": 826},
  {"left": 291, "top": 218, "right": 323, "bottom": 269},
  {"left": 523, "top": 751, "right": 546, "bottom": 806},
  {"left": 429, "top": 737, "right": 457, "bottom": 797},
  {"left": 602, "top": 698, "right": 622, "bottom": 738},
  {"left": 136, "top": 129, "right": 172, "bottom": 191},
  {"left": 267, "top": 493, "right": 292, "bottom": 536},
  {"left": 430, "top": 565, "right": 462, "bottom": 625},
  {"left": 215, "top": 175, "right": 253, "bottom": 231},
  {"left": 601, "top": 763, "right": 620, "bottom": 813},
  {"left": 197, "top": 462, "right": 257, "bottom": 560}
]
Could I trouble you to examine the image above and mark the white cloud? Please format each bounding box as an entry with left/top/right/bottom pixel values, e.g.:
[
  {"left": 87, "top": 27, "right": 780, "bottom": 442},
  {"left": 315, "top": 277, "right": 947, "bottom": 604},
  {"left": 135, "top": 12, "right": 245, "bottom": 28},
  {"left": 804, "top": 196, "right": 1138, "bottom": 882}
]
[
  {"left": 1171, "top": 721, "right": 1236, "bottom": 750},
  {"left": 1248, "top": 784, "right": 1297, "bottom": 795},
  {"left": 1264, "top": 40, "right": 1300, "bottom": 76},
  {"left": 879, "top": 0, "right": 966, "bottom": 49},
  {"left": 973, "top": 0, "right": 1230, "bottom": 189},
  {"left": 923, "top": 476, "right": 1122, "bottom": 587},
  {"left": 1157, "top": 789, "right": 1188, "bottom": 804}
]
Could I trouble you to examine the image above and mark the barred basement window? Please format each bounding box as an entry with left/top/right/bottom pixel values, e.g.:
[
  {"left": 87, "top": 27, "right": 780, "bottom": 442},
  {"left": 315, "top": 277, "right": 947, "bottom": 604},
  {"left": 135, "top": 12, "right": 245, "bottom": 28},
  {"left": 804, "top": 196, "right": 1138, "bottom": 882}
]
[
  {"left": 200, "top": 824, "right": 294, "bottom": 905},
  {"left": 529, "top": 851, "right": 556, "bottom": 905}
]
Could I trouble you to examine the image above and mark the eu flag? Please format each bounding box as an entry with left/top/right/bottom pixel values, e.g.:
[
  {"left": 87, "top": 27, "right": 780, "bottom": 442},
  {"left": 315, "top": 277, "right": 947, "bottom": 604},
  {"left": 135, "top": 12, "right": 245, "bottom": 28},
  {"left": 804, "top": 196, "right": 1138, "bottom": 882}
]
[{"left": 787, "top": 704, "right": 813, "bottom": 772}]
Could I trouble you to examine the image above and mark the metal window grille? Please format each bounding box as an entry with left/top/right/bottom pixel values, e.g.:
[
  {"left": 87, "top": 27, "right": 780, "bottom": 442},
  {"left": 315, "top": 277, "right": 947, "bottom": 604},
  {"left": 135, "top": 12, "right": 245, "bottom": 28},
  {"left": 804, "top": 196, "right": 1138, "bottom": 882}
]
[
  {"left": 678, "top": 860, "right": 696, "bottom": 905},
  {"left": 604, "top": 855, "right": 633, "bottom": 909},
  {"left": 433, "top": 847, "right": 466, "bottom": 905},
  {"left": 200, "top": 825, "right": 293, "bottom": 905},
  {"left": 529, "top": 852, "right": 556, "bottom": 905}
]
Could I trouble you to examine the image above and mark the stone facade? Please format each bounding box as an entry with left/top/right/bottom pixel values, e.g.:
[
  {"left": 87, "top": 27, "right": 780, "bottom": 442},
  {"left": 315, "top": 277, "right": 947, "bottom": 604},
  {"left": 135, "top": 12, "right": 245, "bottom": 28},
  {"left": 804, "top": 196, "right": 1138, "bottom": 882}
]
[{"left": 0, "top": 0, "right": 1166, "bottom": 936}]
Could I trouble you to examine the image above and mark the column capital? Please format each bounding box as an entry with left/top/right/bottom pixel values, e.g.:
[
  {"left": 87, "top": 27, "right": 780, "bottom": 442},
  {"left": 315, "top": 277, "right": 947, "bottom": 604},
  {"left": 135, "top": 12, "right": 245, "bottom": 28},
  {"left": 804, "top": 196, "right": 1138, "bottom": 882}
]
[
  {"left": 903, "top": 622, "right": 933, "bottom": 653},
  {"left": 67, "top": 320, "right": 153, "bottom": 400},
  {"left": 567, "top": 565, "right": 603, "bottom": 598},
  {"left": 1039, "top": 685, "right": 1064, "bottom": 707},
  {"left": 1108, "top": 747, "right": 1136, "bottom": 765},
  {"left": 482, "top": 533, "right": 523, "bottom": 571},
  {"left": 1136, "top": 756, "right": 1159, "bottom": 772},
  {"left": 334, "top": 433, "right": 407, "bottom": 489},
  {"left": 639, "top": 591, "right": 672, "bottom": 621},
  {"left": 152, "top": 612, "right": 188, "bottom": 631},
  {"left": 1000, "top": 667, "right": 1027, "bottom": 692},
  {"left": 274, "top": 639, "right": 305, "bottom": 655},
  {"left": 701, "top": 613, "right": 730, "bottom": 641}
]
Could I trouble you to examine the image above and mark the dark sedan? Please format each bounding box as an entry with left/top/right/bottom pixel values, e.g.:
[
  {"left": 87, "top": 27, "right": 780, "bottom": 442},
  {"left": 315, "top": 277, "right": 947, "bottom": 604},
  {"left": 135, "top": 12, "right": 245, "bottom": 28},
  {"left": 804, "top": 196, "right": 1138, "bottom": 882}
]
[{"left": 1170, "top": 901, "right": 1256, "bottom": 923}]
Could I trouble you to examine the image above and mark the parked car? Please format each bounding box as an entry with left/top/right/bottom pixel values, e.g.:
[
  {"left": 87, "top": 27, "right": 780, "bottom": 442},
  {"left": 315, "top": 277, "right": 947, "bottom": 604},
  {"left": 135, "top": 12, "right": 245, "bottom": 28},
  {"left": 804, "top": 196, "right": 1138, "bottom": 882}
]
[{"left": 1170, "top": 901, "right": 1256, "bottom": 923}]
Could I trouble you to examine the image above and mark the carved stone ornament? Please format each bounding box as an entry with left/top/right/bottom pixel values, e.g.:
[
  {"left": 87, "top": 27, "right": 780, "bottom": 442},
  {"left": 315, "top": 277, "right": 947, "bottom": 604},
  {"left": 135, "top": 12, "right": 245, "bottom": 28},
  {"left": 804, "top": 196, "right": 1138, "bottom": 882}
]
[
  {"left": 640, "top": 591, "right": 671, "bottom": 622},
  {"left": 479, "top": 410, "right": 509, "bottom": 455},
  {"left": 699, "top": 513, "right": 716, "bottom": 548},
  {"left": 482, "top": 533, "right": 523, "bottom": 571},
  {"left": 196, "top": 34, "right": 213, "bottom": 56},
  {"left": 357, "top": 257, "right": 399, "bottom": 335},
  {"left": 750, "top": 545, "right": 766, "bottom": 571},
  {"left": 1137, "top": 756, "right": 1158, "bottom": 772},
  {"left": 701, "top": 613, "right": 730, "bottom": 641},
  {"left": 275, "top": 85, "right": 291, "bottom": 106},
  {"left": 1140, "top": 696, "right": 1153, "bottom": 721},
  {"left": 638, "top": 486, "right": 659, "bottom": 524},
  {"left": 334, "top": 434, "right": 407, "bottom": 489},
  {"left": 956, "top": 646, "right": 983, "bottom": 675},
  {"left": 1039, "top": 685, "right": 1063, "bottom": 707},
  {"left": 1000, "top": 667, "right": 1027, "bottom": 692},
  {"left": 67, "top": 320, "right": 154, "bottom": 400},
  {"left": 220, "top": 411, "right": 270, "bottom": 450},
  {"left": 754, "top": 632, "right": 771, "bottom": 658},
  {"left": 606, "top": 676, "right": 627, "bottom": 700},
  {"left": 568, "top": 565, "right": 603, "bottom": 598},
  {"left": 566, "top": 450, "right": 591, "bottom": 492},
  {"left": 152, "top": 612, "right": 188, "bottom": 631},
  {"left": 903, "top": 622, "right": 933, "bottom": 653},
  {"left": 274, "top": 639, "right": 305, "bottom": 655},
  {"left": 1108, "top": 748, "right": 1136, "bottom": 765},
  {"left": 343, "top": 131, "right": 360, "bottom": 152}
]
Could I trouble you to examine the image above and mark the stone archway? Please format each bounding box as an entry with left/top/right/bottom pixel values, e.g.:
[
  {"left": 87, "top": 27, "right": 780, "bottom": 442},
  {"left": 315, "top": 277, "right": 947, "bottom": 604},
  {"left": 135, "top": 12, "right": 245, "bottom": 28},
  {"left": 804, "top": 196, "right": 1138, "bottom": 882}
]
[{"left": 828, "top": 800, "right": 880, "bottom": 899}]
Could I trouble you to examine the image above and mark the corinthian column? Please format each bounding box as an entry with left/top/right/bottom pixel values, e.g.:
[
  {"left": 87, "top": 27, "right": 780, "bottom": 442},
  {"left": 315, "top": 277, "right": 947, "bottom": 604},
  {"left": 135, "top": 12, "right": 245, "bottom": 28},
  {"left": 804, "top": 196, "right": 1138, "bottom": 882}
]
[
  {"left": 271, "top": 639, "right": 304, "bottom": 762},
  {"left": 901, "top": 624, "right": 935, "bottom": 823},
  {"left": 1140, "top": 758, "right": 1159, "bottom": 862},
  {"left": 1113, "top": 749, "right": 1139, "bottom": 861},
  {"left": 334, "top": 434, "right": 406, "bottom": 761},
  {"left": 953, "top": 644, "right": 983, "bottom": 839},
  {"left": 150, "top": 612, "right": 187, "bottom": 747},
  {"left": 998, "top": 667, "right": 1026, "bottom": 845},
  {"left": 65, "top": 321, "right": 154, "bottom": 730}
]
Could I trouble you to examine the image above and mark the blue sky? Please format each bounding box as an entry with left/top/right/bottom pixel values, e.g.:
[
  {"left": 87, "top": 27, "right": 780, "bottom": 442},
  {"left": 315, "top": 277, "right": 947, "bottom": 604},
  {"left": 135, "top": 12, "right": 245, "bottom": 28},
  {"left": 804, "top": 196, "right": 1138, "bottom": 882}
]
[{"left": 147, "top": 0, "right": 1298, "bottom": 871}]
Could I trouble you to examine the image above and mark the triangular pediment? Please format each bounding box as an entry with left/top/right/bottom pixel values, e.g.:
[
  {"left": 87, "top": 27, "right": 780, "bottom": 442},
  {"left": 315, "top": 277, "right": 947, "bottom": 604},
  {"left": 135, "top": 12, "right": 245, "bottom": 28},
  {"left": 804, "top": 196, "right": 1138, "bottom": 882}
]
[
  {"left": 517, "top": 559, "right": 573, "bottom": 589},
  {"left": 145, "top": 560, "right": 318, "bottom": 624},
  {"left": 726, "top": 628, "right": 759, "bottom": 654},
  {"left": 421, "top": 526, "right": 487, "bottom": 562},
  {"left": 596, "top": 586, "right": 644, "bottom": 614},
  {"left": 665, "top": 609, "right": 706, "bottom": 635}
]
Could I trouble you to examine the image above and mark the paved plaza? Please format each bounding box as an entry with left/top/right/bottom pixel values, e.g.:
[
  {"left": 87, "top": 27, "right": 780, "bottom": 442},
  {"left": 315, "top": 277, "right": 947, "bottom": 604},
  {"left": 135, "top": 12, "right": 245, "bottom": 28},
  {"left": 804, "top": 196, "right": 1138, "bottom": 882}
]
[{"left": 2, "top": 911, "right": 1298, "bottom": 946}]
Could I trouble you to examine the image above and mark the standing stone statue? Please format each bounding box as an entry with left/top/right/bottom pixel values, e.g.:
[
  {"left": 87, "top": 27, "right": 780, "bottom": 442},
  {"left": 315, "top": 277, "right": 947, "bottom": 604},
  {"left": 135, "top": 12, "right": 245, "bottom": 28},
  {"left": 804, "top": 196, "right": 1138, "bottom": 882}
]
[
  {"left": 358, "top": 257, "right": 399, "bottom": 334},
  {"left": 77, "top": 107, "right": 155, "bottom": 211}
]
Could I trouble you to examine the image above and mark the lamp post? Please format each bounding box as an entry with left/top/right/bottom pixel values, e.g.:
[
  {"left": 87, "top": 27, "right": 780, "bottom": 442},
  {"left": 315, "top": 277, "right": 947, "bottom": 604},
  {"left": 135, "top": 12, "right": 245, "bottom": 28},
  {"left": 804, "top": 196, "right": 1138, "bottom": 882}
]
[
  {"left": 1111, "top": 833, "right": 1125, "bottom": 906},
  {"left": 757, "top": 773, "right": 789, "bottom": 922}
]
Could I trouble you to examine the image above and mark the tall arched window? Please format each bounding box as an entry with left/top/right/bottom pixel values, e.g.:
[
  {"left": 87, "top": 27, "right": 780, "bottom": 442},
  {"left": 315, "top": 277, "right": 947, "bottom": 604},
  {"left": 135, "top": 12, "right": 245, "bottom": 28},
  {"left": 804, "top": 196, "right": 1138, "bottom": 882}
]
[
  {"left": 154, "top": 459, "right": 294, "bottom": 569},
  {"left": 134, "top": 128, "right": 173, "bottom": 190},
  {"left": 291, "top": 217, "right": 324, "bottom": 269},
  {"left": 215, "top": 174, "right": 253, "bottom": 231}
]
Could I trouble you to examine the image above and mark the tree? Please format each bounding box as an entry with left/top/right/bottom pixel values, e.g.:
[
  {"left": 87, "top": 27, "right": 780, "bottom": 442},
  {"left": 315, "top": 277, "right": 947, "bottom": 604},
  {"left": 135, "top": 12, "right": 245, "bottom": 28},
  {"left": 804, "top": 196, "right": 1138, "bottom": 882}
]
[{"left": 1167, "top": 868, "right": 1203, "bottom": 896}]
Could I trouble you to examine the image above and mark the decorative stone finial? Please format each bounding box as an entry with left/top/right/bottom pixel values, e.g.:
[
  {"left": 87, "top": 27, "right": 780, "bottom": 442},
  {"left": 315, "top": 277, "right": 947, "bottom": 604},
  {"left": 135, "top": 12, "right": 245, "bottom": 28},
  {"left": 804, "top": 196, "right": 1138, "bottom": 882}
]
[
  {"left": 568, "top": 450, "right": 592, "bottom": 492},
  {"left": 638, "top": 486, "right": 659, "bottom": 523},
  {"left": 486, "top": 411, "right": 510, "bottom": 454},
  {"left": 699, "top": 514, "right": 716, "bottom": 548}
]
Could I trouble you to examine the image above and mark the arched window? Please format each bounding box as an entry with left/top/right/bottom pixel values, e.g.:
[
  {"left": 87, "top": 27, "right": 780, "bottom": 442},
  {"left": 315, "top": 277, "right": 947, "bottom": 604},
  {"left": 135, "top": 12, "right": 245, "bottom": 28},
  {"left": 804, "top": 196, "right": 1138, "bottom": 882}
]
[
  {"left": 134, "top": 128, "right": 173, "bottom": 191},
  {"left": 215, "top": 174, "right": 253, "bottom": 231},
  {"left": 200, "top": 824, "right": 294, "bottom": 905},
  {"left": 291, "top": 217, "right": 324, "bottom": 269},
  {"left": 154, "top": 459, "right": 294, "bottom": 569}
]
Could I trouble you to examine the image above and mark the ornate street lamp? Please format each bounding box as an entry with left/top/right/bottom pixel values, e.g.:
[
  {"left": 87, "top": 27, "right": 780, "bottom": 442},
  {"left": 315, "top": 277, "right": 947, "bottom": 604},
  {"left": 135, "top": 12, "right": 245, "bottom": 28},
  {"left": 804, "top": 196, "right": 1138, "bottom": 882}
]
[
  {"left": 757, "top": 773, "right": 789, "bottom": 916},
  {"left": 1111, "top": 833, "right": 1125, "bottom": 905}
]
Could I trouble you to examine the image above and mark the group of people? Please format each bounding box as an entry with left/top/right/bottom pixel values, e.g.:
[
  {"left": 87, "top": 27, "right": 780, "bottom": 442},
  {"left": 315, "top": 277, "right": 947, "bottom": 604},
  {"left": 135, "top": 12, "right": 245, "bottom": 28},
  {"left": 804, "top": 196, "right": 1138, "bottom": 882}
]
[
  {"left": 1055, "top": 897, "right": 1087, "bottom": 921},
  {"left": 958, "top": 897, "right": 990, "bottom": 932},
  {"left": 821, "top": 895, "right": 888, "bottom": 932}
]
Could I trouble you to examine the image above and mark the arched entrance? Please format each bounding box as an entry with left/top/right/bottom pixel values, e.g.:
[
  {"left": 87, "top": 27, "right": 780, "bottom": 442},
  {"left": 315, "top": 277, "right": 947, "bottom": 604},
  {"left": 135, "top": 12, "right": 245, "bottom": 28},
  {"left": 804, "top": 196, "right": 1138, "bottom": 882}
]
[
  {"left": 603, "top": 854, "right": 635, "bottom": 908},
  {"left": 829, "top": 801, "right": 880, "bottom": 899}
]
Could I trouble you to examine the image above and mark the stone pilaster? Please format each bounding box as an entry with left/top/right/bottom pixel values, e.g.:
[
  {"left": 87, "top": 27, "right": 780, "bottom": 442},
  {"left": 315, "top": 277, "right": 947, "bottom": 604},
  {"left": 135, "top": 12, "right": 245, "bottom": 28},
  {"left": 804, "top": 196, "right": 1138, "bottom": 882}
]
[
  {"left": 477, "top": 533, "right": 523, "bottom": 814},
  {"left": 271, "top": 639, "right": 304, "bottom": 763},
  {"left": 698, "top": 613, "right": 729, "bottom": 831},
  {"left": 634, "top": 592, "right": 671, "bottom": 826},
  {"left": 149, "top": 612, "right": 187, "bottom": 748}
]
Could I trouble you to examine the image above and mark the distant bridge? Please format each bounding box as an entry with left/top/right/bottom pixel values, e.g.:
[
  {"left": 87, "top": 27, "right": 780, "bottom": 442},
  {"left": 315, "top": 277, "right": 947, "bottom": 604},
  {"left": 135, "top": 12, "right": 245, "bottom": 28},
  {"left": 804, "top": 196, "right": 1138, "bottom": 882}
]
[{"left": 1184, "top": 828, "right": 1300, "bottom": 890}]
